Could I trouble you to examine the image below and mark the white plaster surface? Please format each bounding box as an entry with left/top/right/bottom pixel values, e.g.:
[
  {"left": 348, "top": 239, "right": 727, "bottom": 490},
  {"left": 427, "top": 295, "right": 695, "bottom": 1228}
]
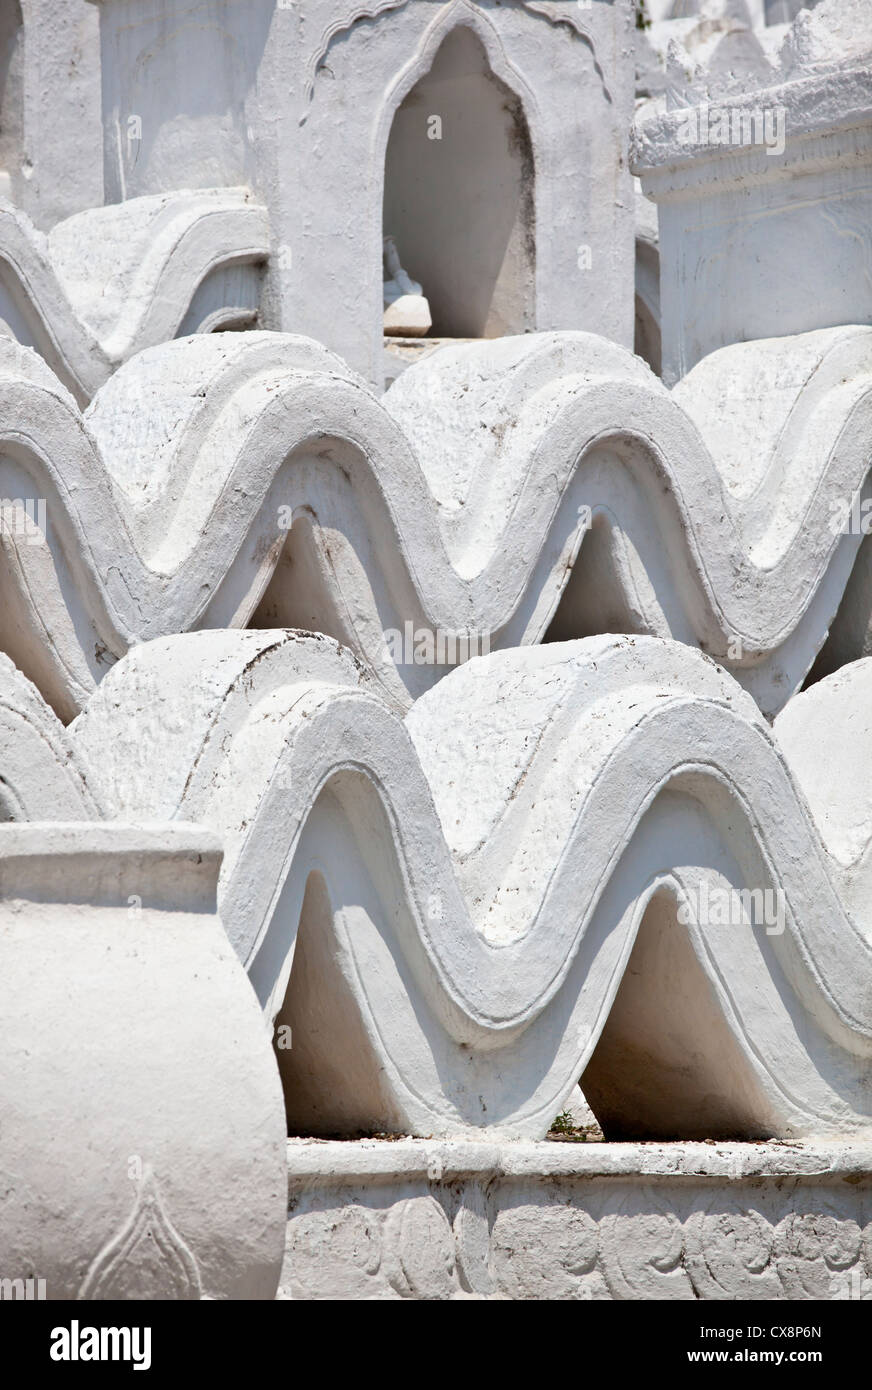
[
  {"left": 0, "top": 627, "right": 860, "bottom": 1143},
  {"left": 255, "top": 0, "right": 635, "bottom": 382},
  {"left": 0, "top": 821, "right": 287, "bottom": 1299},
  {"left": 633, "top": 0, "right": 872, "bottom": 380},
  {"left": 0, "top": 0, "right": 869, "bottom": 1306},
  {"left": 281, "top": 1137, "right": 872, "bottom": 1300},
  {"left": 0, "top": 327, "right": 869, "bottom": 720},
  {"left": 0, "top": 189, "right": 268, "bottom": 401}
]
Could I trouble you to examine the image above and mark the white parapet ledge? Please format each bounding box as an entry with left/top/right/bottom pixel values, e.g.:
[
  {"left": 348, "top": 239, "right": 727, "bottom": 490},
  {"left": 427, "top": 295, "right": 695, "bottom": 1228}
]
[
  {"left": 286, "top": 1136, "right": 872, "bottom": 1184},
  {"left": 631, "top": 66, "right": 872, "bottom": 198},
  {"left": 282, "top": 1138, "right": 872, "bottom": 1298}
]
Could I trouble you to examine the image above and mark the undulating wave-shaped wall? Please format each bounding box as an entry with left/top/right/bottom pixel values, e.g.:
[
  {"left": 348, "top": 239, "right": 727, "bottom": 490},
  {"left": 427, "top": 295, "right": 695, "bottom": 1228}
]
[
  {"left": 0, "top": 189, "right": 268, "bottom": 403},
  {"left": 3, "top": 626, "right": 870, "bottom": 1141},
  {"left": 0, "top": 325, "right": 870, "bottom": 721}
]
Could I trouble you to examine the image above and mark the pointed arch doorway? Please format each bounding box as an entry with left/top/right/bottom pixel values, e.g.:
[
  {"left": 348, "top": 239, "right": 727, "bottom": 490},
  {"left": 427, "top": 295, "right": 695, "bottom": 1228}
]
[{"left": 382, "top": 24, "right": 535, "bottom": 345}]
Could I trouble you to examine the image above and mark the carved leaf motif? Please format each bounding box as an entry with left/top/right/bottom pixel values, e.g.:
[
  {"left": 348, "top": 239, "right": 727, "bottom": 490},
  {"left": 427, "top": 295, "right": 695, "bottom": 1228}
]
[
  {"left": 301, "top": 0, "right": 610, "bottom": 120},
  {"left": 684, "top": 1198, "right": 781, "bottom": 1300},
  {"left": 302, "top": 1, "right": 413, "bottom": 115},
  {"left": 599, "top": 1189, "right": 694, "bottom": 1300},
  {"left": 78, "top": 1168, "right": 204, "bottom": 1301},
  {"left": 774, "top": 1206, "right": 865, "bottom": 1300},
  {"left": 384, "top": 1196, "right": 457, "bottom": 1300},
  {"left": 490, "top": 1201, "right": 600, "bottom": 1300}
]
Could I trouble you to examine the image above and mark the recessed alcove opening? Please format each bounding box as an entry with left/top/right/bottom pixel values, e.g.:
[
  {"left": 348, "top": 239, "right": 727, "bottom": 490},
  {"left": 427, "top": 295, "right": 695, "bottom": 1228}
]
[
  {"left": 664, "top": 1, "right": 820, "bottom": 25},
  {"left": 382, "top": 25, "right": 535, "bottom": 349},
  {"left": 802, "top": 527, "right": 872, "bottom": 694},
  {"left": 764, "top": 0, "right": 821, "bottom": 22},
  {"left": 634, "top": 293, "right": 661, "bottom": 377},
  {"left": 272, "top": 865, "right": 414, "bottom": 1141},
  {"left": 269, "top": 869, "right": 778, "bottom": 1144},
  {"left": 580, "top": 890, "right": 776, "bottom": 1142},
  {"left": 0, "top": 1, "right": 23, "bottom": 201},
  {"left": 543, "top": 509, "right": 657, "bottom": 648}
]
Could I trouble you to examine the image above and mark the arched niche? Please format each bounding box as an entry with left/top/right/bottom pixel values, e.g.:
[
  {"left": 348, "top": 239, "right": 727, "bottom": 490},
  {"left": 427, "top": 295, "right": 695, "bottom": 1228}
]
[
  {"left": 634, "top": 235, "right": 661, "bottom": 376},
  {"left": 382, "top": 24, "right": 535, "bottom": 341},
  {"left": 581, "top": 888, "right": 777, "bottom": 1141},
  {"left": 0, "top": 1, "right": 23, "bottom": 199},
  {"left": 764, "top": 0, "right": 821, "bottom": 22},
  {"left": 634, "top": 294, "right": 661, "bottom": 377}
]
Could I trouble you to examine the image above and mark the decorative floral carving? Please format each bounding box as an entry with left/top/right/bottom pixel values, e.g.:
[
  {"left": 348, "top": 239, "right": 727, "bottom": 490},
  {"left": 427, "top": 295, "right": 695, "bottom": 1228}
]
[
  {"left": 79, "top": 1168, "right": 204, "bottom": 1301},
  {"left": 285, "top": 1176, "right": 872, "bottom": 1300},
  {"left": 599, "top": 1189, "right": 693, "bottom": 1300},
  {"left": 300, "top": 0, "right": 609, "bottom": 120},
  {"left": 684, "top": 1199, "right": 780, "bottom": 1299},
  {"left": 301, "top": 1, "right": 413, "bottom": 117},
  {"left": 384, "top": 1196, "right": 458, "bottom": 1299},
  {"left": 774, "top": 1202, "right": 870, "bottom": 1301}
]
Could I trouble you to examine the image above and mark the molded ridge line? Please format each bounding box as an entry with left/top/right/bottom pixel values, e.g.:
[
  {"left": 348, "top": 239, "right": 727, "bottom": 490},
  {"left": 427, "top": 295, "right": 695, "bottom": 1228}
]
[
  {"left": 0, "top": 328, "right": 871, "bottom": 720},
  {"left": 47, "top": 629, "right": 872, "bottom": 1140},
  {"left": 0, "top": 190, "right": 268, "bottom": 404}
]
